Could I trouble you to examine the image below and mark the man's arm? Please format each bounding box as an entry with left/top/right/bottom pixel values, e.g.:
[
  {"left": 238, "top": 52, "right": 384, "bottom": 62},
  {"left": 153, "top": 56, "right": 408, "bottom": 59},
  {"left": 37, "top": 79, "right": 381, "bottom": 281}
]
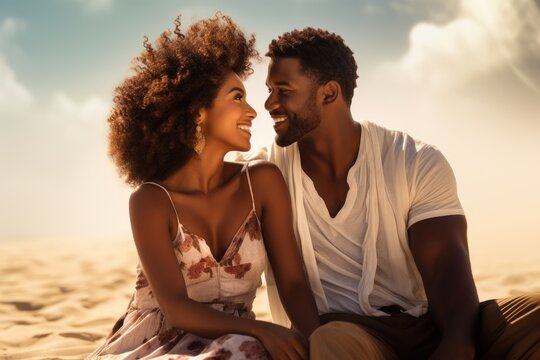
[{"left": 408, "top": 214, "right": 479, "bottom": 360}]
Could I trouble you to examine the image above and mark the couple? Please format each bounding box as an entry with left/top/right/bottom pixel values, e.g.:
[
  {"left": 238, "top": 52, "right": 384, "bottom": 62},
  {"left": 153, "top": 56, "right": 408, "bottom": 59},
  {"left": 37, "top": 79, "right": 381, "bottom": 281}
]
[{"left": 88, "top": 14, "right": 540, "bottom": 360}]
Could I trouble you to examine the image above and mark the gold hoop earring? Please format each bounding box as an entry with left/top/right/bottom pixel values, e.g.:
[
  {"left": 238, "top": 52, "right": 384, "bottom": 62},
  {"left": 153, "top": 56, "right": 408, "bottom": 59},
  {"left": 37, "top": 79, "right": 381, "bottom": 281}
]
[{"left": 194, "top": 124, "right": 206, "bottom": 155}]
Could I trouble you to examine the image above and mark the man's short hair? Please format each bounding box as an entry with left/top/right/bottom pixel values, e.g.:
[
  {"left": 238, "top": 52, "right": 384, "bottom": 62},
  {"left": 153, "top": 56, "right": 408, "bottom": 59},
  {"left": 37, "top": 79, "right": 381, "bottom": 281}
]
[{"left": 266, "top": 28, "right": 358, "bottom": 106}]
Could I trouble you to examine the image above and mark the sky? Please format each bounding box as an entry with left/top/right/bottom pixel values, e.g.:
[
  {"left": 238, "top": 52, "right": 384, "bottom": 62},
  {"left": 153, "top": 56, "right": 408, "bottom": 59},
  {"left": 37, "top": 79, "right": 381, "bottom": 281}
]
[{"left": 0, "top": 0, "right": 539, "bottom": 267}]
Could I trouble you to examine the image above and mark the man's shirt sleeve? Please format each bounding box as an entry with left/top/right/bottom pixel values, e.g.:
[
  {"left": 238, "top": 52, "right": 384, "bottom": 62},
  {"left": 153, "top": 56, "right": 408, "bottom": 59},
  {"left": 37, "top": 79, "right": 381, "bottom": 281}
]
[{"left": 407, "top": 145, "right": 465, "bottom": 228}]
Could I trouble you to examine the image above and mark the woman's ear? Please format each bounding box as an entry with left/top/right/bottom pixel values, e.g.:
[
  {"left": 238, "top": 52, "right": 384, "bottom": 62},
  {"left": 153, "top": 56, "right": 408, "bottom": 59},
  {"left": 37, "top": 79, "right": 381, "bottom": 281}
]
[
  {"left": 196, "top": 108, "right": 207, "bottom": 125},
  {"left": 320, "top": 81, "right": 340, "bottom": 105}
]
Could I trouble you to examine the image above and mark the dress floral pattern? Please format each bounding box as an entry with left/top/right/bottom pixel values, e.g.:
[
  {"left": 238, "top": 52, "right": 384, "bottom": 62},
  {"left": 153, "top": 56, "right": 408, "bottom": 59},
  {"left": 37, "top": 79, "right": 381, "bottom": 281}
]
[{"left": 87, "top": 170, "right": 269, "bottom": 359}]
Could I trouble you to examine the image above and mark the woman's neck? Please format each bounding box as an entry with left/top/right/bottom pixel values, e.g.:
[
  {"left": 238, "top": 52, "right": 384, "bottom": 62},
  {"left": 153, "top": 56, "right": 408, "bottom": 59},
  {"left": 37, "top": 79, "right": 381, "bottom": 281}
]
[{"left": 162, "top": 146, "right": 229, "bottom": 195}]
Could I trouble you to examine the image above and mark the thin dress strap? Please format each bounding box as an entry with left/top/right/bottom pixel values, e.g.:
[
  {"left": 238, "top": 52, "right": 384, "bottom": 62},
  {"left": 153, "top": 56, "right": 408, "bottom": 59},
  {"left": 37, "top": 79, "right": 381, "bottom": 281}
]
[
  {"left": 141, "top": 182, "right": 181, "bottom": 229},
  {"left": 244, "top": 162, "right": 256, "bottom": 212}
]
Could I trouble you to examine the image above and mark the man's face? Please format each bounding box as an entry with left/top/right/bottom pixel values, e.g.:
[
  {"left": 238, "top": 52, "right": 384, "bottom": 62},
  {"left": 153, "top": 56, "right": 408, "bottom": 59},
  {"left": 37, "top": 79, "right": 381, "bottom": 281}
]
[{"left": 265, "top": 58, "right": 321, "bottom": 147}]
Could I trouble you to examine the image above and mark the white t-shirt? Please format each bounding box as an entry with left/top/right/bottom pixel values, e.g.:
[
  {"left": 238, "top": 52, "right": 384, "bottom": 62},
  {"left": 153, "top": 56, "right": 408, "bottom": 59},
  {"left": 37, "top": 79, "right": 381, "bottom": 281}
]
[
  {"left": 239, "top": 120, "right": 465, "bottom": 324},
  {"left": 302, "top": 122, "right": 465, "bottom": 314}
]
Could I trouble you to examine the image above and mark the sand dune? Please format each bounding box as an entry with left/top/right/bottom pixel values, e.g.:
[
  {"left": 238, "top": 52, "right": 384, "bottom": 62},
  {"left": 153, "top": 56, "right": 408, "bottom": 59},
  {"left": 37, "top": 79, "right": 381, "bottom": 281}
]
[{"left": 0, "top": 238, "right": 538, "bottom": 359}]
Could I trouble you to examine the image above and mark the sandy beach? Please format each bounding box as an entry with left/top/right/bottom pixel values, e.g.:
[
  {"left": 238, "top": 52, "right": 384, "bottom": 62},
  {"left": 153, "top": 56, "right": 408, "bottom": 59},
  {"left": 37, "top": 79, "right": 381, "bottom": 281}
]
[{"left": 1, "top": 237, "right": 539, "bottom": 359}]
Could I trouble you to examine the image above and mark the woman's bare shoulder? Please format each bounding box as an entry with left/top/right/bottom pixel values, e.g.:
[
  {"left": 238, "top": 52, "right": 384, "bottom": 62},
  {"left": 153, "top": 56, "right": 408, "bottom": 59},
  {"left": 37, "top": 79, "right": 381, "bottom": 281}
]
[
  {"left": 247, "top": 159, "right": 281, "bottom": 174},
  {"left": 246, "top": 160, "right": 287, "bottom": 198},
  {"left": 129, "top": 183, "right": 171, "bottom": 215},
  {"left": 224, "top": 160, "right": 281, "bottom": 181}
]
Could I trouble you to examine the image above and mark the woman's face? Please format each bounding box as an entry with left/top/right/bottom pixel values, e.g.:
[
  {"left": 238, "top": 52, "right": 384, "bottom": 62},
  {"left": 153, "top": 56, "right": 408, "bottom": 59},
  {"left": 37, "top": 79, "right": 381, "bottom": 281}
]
[{"left": 201, "top": 72, "right": 257, "bottom": 153}]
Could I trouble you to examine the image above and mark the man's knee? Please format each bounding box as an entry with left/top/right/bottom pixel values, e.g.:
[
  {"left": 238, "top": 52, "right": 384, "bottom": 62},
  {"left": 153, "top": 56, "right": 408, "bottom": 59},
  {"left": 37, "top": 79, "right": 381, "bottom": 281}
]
[
  {"left": 310, "top": 321, "right": 344, "bottom": 346},
  {"left": 310, "top": 321, "right": 390, "bottom": 360}
]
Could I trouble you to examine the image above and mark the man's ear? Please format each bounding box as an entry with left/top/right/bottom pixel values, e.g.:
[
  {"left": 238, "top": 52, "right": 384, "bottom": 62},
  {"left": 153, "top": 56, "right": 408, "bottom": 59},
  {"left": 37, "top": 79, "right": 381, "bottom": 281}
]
[{"left": 320, "top": 81, "right": 340, "bottom": 105}]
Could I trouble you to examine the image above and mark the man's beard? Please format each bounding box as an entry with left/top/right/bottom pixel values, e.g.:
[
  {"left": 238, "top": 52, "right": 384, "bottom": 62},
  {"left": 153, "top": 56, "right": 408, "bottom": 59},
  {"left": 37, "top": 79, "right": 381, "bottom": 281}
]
[{"left": 275, "top": 95, "right": 321, "bottom": 147}]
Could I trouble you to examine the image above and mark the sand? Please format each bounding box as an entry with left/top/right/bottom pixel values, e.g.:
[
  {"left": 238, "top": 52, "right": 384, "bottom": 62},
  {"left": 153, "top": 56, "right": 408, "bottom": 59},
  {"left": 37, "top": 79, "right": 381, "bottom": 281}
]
[{"left": 1, "top": 238, "right": 539, "bottom": 359}]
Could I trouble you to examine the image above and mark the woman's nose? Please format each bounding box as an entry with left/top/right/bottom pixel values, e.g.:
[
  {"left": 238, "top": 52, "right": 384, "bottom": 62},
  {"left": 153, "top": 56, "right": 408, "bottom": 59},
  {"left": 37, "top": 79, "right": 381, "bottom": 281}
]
[{"left": 246, "top": 102, "right": 257, "bottom": 119}]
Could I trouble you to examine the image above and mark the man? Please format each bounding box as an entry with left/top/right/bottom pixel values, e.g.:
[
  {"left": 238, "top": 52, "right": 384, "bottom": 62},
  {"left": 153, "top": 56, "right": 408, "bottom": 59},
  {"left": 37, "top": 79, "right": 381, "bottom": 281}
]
[{"left": 242, "top": 27, "right": 540, "bottom": 359}]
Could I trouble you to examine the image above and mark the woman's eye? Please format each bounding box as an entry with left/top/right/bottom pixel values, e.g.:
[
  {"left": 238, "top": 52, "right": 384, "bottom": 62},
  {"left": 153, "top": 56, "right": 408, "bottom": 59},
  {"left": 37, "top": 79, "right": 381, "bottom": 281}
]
[{"left": 234, "top": 93, "right": 244, "bottom": 100}]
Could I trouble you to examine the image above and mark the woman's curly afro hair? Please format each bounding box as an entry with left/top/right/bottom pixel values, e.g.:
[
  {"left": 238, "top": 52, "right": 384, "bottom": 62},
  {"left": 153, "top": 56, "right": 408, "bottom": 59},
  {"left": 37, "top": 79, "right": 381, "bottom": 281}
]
[
  {"left": 108, "top": 13, "right": 259, "bottom": 187},
  {"left": 266, "top": 27, "right": 358, "bottom": 106}
]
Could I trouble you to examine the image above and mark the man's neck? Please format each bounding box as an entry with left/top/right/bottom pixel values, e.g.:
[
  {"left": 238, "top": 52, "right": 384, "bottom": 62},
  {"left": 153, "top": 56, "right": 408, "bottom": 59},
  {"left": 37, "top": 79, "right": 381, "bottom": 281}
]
[{"left": 298, "top": 111, "right": 361, "bottom": 177}]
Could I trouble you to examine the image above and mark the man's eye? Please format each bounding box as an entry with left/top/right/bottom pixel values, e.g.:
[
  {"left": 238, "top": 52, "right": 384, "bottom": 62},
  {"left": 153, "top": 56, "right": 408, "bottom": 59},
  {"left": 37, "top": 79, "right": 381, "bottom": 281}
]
[
  {"left": 234, "top": 93, "right": 244, "bottom": 100},
  {"left": 267, "top": 88, "right": 289, "bottom": 95}
]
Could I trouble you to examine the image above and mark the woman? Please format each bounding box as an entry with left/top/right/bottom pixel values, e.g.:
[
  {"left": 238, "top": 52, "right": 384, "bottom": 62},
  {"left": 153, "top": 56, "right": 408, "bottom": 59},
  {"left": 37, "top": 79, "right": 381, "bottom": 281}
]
[{"left": 87, "top": 14, "right": 319, "bottom": 360}]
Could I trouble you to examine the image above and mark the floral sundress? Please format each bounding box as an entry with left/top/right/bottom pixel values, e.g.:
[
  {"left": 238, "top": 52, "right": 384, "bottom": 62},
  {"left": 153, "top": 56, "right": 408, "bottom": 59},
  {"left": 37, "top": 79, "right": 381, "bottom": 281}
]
[{"left": 87, "top": 164, "right": 269, "bottom": 359}]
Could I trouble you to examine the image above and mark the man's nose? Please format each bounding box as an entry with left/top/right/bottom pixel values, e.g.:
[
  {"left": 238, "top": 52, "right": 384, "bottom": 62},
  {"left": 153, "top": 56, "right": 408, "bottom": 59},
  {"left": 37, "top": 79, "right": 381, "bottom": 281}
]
[{"left": 264, "top": 91, "right": 278, "bottom": 112}]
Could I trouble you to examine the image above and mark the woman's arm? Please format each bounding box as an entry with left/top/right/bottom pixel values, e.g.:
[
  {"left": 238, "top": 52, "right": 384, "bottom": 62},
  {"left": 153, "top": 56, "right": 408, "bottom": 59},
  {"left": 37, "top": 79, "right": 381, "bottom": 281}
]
[
  {"left": 129, "top": 185, "right": 307, "bottom": 359},
  {"left": 249, "top": 161, "right": 321, "bottom": 339}
]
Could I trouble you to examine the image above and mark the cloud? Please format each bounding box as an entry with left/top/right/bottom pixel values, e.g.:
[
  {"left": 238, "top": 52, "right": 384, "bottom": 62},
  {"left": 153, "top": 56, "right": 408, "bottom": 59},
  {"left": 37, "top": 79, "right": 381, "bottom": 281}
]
[
  {"left": 50, "top": 91, "right": 109, "bottom": 124},
  {"left": 75, "top": 0, "right": 114, "bottom": 13},
  {"left": 388, "top": 0, "right": 459, "bottom": 23},
  {"left": 0, "top": 17, "right": 25, "bottom": 44},
  {"left": 0, "top": 56, "right": 32, "bottom": 110},
  {"left": 0, "top": 18, "right": 31, "bottom": 110},
  {"left": 0, "top": 55, "right": 130, "bottom": 241},
  {"left": 376, "top": 0, "right": 540, "bottom": 93},
  {"left": 354, "top": 0, "right": 540, "bottom": 266},
  {"left": 0, "top": 13, "right": 127, "bottom": 242},
  {"left": 362, "top": 4, "right": 381, "bottom": 15},
  {"left": 464, "top": 0, "right": 540, "bottom": 92},
  {"left": 0, "top": 87, "right": 131, "bottom": 241}
]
